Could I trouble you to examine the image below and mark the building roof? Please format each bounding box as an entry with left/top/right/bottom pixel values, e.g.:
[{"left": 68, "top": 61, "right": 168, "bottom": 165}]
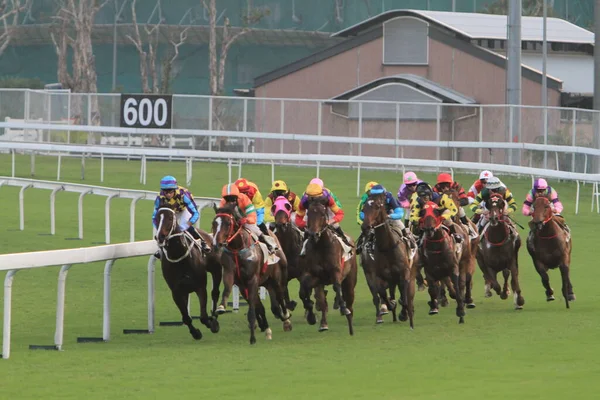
[
  {"left": 333, "top": 9, "right": 595, "bottom": 45},
  {"left": 330, "top": 74, "right": 477, "bottom": 104}
]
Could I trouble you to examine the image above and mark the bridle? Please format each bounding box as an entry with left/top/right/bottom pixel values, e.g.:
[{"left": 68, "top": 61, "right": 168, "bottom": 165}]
[
  {"left": 155, "top": 207, "right": 198, "bottom": 263},
  {"left": 306, "top": 202, "right": 329, "bottom": 241},
  {"left": 214, "top": 212, "right": 250, "bottom": 250}
]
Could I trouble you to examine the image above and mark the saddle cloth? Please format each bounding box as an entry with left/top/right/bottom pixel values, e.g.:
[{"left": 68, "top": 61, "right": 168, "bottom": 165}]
[
  {"left": 257, "top": 242, "right": 280, "bottom": 265},
  {"left": 333, "top": 234, "right": 354, "bottom": 262}
]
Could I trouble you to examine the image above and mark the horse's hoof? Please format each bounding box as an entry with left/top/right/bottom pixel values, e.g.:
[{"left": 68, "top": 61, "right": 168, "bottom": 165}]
[
  {"left": 466, "top": 303, "right": 476, "bottom": 309},
  {"left": 547, "top": 295, "right": 556, "bottom": 302},
  {"left": 429, "top": 309, "right": 439, "bottom": 315},
  {"left": 315, "top": 304, "right": 322, "bottom": 312},
  {"left": 343, "top": 308, "right": 352, "bottom": 316},
  {"left": 209, "top": 318, "right": 220, "bottom": 333},
  {"left": 484, "top": 291, "right": 492, "bottom": 298},
  {"left": 459, "top": 317, "right": 465, "bottom": 324},
  {"left": 568, "top": 294, "right": 576, "bottom": 302},
  {"left": 441, "top": 298, "right": 449, "bottom": 307},
  {"left": 515, "top": 305, "right": 523, "bottom": 310},
  {"left": 399, "top": 313, "right": 408, "bottom": 322},
  {"left": 318, "top": 325, "right": 329, "bottom": 332},
  {"left": 306, "top": 313, "right": 317, "bottom": 325},
  {"left": 283, "top": 320, "right": 292, "bottom": 332},
  {"left": 380, "top": 304, "right": 389, "bottom": 315},
  {"left": 250, "top": 337, "right": 256, "bottom": 345},
  {"left": 216, "top": 305, "right": 226, "bottom": 315},
  {"left": 417, "top": 284, "right": 426, "bottom": 292},
  {"left": 288, "top": 300, "right": 297, "bottom": 311},
  {"left": 191, "top": 329, "right": 203, "bottom": 340},
  {"left": 500, "top": 293, "right": 508, "bottom": 300},
  {"left": 265, "top": 328, "right": 272, "bottom": 340},
  {"left": 333, "top": 302, "right": 340, "bottom": 310},
  {"left": 376, "top": 318, "right": 384, "bottom": 324}
]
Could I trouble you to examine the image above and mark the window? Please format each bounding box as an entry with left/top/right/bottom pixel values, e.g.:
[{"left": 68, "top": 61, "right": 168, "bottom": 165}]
[{"left": 383, "top": 17, "right": 429, "bottom": 65}]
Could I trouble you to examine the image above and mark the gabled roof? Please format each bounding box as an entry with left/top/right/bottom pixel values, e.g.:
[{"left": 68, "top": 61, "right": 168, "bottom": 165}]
[
  {"left": 330, "top": 74, "right": 477, "bottom": 104},
  {"left": 333, "top": 9, "right": 595, "bottom": 45}
]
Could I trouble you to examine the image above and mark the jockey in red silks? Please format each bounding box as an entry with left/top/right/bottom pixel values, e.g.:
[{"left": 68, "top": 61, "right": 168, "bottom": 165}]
[
  {"left": 296, "top": 182, "right": 350, "bottom": 256},
  {"left": 522, "top": 178, "right": 570, "bottom": 234}
]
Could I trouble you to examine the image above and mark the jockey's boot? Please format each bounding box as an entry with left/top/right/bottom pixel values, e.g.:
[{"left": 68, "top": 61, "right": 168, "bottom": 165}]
[
  {"left": 258, "top": 222, "right": 270, "bottom": 235},
  {"left": 187, "top": 226, "right": 211, "bottom": 253},
  {"left": 402, "top": 227, "right": 417, "bottom": 250},
  {"left": 355, "top": 232, "right": 365, "bottom": 255},
  {"left": 260, "top": 234, "right": 278, "bottom": 254},
  {"left": 334, "top": 226, "right": 354, "bottom": 248},
  {"left": 449, "top": 225, "right": 464, "bottom": 244},
  {"left": 471, "top": 213, "right": 481, "bottom": 225},
  {"left": 154, "top": 250, "right": 162, "bottom": 259},
  {"left": 299, "top": 231, "right": 309, "bottom": 257}
]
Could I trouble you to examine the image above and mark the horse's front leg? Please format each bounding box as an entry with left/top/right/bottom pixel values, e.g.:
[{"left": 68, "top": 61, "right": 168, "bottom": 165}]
[
  {"left": 364, "top": 269, "right": 383, "bottom": 324},
  {"left": 559, "top": 263, "right": 574, "bottom": 309},
  {"left": 209, "top": 263, "right": 222, "bottom": 317},
  {"left": 194, "top": 269, "right": 218, "bottom": 334},
  {"left": 501, "top": 269, "right": 511, "bottom": 300},
  {"left": 532, "top": 259, "right": 555, "bottom": 301},
  {"left": 172, "top": 290, "right": 202, "bottom": 340},
  {"left": 246, "top": 276, "right": 259, "bottom": 345},
  {"left": 299, "top": 273, "right": 318, "bottom": 325},
  {"left": 426, "top": 271, "right": 440, "bottom": 315},
  {"left": 314, "top": 285, "right": 329, "bottom": 332},
  {"left": 453, "top": 267, "right": 466, "bottom": 324},
  {"left": 510, "top": 259, "right": 525, "bottom": 310},
  {"left": 217, "top": 263, "right": 234, "bottom": 314},
  {"left": 332, "top": 270, "right": 350, "bottom": 317}
]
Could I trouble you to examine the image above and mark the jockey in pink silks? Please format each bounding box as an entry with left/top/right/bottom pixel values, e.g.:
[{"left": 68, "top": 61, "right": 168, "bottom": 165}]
[{"left": 522, "top": 178, "right": 570, "bottom": 234}]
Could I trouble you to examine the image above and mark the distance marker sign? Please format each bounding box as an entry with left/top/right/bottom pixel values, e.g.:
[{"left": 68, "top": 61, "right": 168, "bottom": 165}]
[{"left": 120, "top": 94, "right": 172, "bottom": 129}]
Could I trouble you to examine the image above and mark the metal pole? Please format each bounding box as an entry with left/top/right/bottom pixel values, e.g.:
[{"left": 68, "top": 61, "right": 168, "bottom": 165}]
[
  {"left": 54, "top": 264, "right": 72, "bottom": 350},
  {"left": 594, "top": 0, "right": 600, "bottom": 172},
  {"left": 103, "top": 259, "right": 116, "bottom": 341},
  {"left": 542, "top": 0, "right": 548, "bottom": 169},
  {"left": 2, "top": 270, "right": 17, "bottom": 359},
  {"left": 507, "top": 0, "right": 522, "bottom": 165}
]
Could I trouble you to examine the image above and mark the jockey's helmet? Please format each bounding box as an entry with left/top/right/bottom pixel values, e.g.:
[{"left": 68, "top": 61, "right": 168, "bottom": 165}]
[
  {"left": 364, "top": 181, "right": 378, "bottom": 193},
  {"left": 416, "top": 182, "right": 433, "bottom": 198},
  {"left": 403, "top": 171, "right": 418, "bottom": 185},
  {"left": 479, "top": 170, "right": 493, "bottom": 181},
  {"left": 235, "top": 178, "right": 251, "bottom": 194},
  {"left": 486, "top": 177, "right": 502, "bottom": 191},
  {"left": 160, "top": 175, "right": 178, "bottom": 190},
  {"left": 369, "top": 184, "right": 385, "bottom": 195},
  {"left": 271, "top": 180, "right": 289, "bottom": 198},
  {"left": 534, "top": 178, "right": 548, "bottom": 190},
  {"left": 310, "top": 178, "right": 324, "bottom": 188},
  {"left": 437, "top": 173, "right": 453, "bottom": 185},
  {"left": 306, "top": 183, "right": 323, "bottom": 197},
  {"left": 222, "top": 183, "right": 240, "bottom": 198}
]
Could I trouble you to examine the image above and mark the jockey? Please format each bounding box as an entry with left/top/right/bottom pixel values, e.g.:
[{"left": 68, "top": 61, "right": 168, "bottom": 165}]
[
  {"left": 152, "top": 175, "right": 211, "bottom": 258},
  {"left": 409, "top": 182, "right": 463, "bottom": 245},
  {"left": 356, "top": 181, "right": 379, "bottom": 225},
  {"left": 469, "top": 176, "right": 517, "bottom": 234},
  {"left": 356, "top": 183, "right": 415, "bottom": 254},
  {"left": 220, "top": 183, "right": 278, "bottom": 254},
  {"left": 309, "top": 177, "right": 343, "bottom": 208},
  {"left": 296, "top": 182, "right": 350, "bottom": 256},
  {"left": 522, "top": 178, "right": 570, "bottom": 233},
  {"left": 434, "top": 173, "right": 477, "bottom": 238},
  {"left": 264, "top": 180, "right": 301, "bottom": 226},
  {"left": 234, "top": 178, "right": 268, "bottom": 235},
  {"left": 397, "top": 171, "right": 422, "bottom": 228}
]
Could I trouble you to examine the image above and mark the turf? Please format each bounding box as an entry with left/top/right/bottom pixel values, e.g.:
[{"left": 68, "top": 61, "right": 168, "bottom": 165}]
[{"left": 0, "top": 153, "right": 599, "bottom": 399}]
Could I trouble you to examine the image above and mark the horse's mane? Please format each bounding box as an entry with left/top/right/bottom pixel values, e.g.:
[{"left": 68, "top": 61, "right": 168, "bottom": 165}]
[
  {"left": 308, "top": 195, "right": 328, "bottom": 207},
  {"left": 215, "top": 202, "right": 246, "bottom": 221}
]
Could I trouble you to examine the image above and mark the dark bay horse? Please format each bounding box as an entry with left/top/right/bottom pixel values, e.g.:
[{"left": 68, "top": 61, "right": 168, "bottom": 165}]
[
  {"left": 361, "top": 193, "right": 416, "bottom": 328},
  {"left": 419, "top": 201, "right": 466, "bottom": 324},
  {"left": 212, "top": 204, "right": 291, "bottom": 344},
  {"left": 476, "top": 193, "right": 524, "bottom": 309},
  {"left": 271, "top": 196, "right": 302, "bottom": 311},
  {"left": 299, "top": 197, "right": 357, "bottom": 334},
  {"left": 155, "top": 204, "right": 221, "bottom": 340},
  {"left": 527, "top": 196, "right": 575, "bottom": 308}
]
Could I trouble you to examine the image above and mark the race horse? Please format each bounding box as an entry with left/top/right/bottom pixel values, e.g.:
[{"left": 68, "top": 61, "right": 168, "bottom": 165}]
[
  {"left": 418, "top": 201, "right": 467, "bottom": 324},
  {"left": 476, "top": 193, "right": 524, "bottom": 309},
  {"left": 526, "top": 196, "right": 575, "bottom": 308},
  {"left": 360, "top": 193, "right": 416, "bottom": 328},
  {"left": 271, "top": 196, "right": 302, "bottom": 311},
  {"left": 299, "top": 196, "right": 358, "bottom": 334},
  {"left": 154, "top": 202, "right": 221, "bottom": 340},
  {"left": 212, "top": 203, "right": 292, "bottom": 345}
]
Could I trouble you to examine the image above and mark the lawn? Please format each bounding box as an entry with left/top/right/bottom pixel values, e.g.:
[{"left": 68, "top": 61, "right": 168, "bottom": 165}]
[{"left": 0, "top": 153, "right": 599, "bottom": 400}]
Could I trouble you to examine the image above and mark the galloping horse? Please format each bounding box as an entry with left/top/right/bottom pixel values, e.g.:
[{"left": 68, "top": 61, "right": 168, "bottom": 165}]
[
  {"left": 212, "top": 203, "right": 291, "bottom": 344},
  {"left": 155, "top": 202, "right": 221, "bottom": 340},
  {"left": 418, "top": 201, "right": 467, "bottom": 323},
  {"left": 299, "top": 197, "right": 357, "bottom": 334},
  {"left": 361, "top": 193, "right": 416, "bottom": 328},
  {"left": 271, "top": 196, "right": 301, "bottom": 311},
  {"left": 526, "top": 196, "right": 575, "bottom": 308},
  {"left": 477, "top": 193, "right": 524, "bottom": 309}
]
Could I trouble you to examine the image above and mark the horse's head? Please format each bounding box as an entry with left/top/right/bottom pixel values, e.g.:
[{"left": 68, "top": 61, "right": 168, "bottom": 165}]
[
  {"left": 155, "top": 201, "right": 180, "bottom": 245},
  {"left": 306, "top": 196, "right": 329, "bottom": 242},
  {"left": 361, "top": 193, "right": 387, "bottom": 230},
  {"left": 212, "top": 203, "right": 241, "bottom": 248},
  {"left": 532, "top": 196, "right": 553, "bottom": 230},
  {"left": 486, "top": 193, "right": 506, "bottom": 227},
  {"left": 272, "top": 196, "right": 292, "bottom": 229},
  {"left": 419, "top": 201, "right": 443, "bottom": 237}
]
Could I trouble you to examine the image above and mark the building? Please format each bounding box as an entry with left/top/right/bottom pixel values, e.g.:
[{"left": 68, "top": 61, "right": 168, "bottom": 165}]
[{"left": 251, "top": 9, "right": 595, "bottom": 164}]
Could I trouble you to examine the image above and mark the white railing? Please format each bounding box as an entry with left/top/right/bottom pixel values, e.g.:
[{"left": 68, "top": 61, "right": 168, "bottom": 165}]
[
  {"left": 0, "top": 177, "right": 220, "bottom": 243},
  {"left": 0, "top": 138, "right": 598, "bottom": 214},
  {"left": 0, "top": 241, "right": 158, "bottom": 359}
]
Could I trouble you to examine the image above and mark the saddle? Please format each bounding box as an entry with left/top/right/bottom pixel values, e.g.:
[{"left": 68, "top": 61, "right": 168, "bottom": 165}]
[{"left": 331, "top": 233, "right": 354, "bottom": 262}]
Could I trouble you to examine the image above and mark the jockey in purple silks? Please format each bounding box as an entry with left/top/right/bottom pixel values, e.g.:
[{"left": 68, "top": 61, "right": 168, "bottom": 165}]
[{"left": 397, "top": 171, "right": 423, "bottom": 229}]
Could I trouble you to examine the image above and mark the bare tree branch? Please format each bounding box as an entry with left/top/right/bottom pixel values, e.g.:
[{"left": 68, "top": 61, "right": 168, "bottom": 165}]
[
  {"left": 126, "top": 0, "right": 150, "bottom": 92},
  {"left": 0, "top": 0, "right": 32, "bottom": 57}
]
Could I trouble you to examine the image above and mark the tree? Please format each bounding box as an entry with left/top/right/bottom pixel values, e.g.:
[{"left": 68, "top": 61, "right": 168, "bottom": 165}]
[
  {"left": 482, "top": 0, "right": 555, "bottom": 17},
  {"left": 126, "top": 0, "right": 189, "bottom": 94},
  {"left": 0, "top": 0, "right": 32, "bottom": 58}
]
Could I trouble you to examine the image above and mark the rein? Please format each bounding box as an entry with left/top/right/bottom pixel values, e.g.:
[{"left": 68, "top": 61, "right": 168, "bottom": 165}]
[
  {"left": 214, "top": 212, "right": 258, "bottom": 283},
  {"left": 484, "top": 218, "right": 510, "bottom": 247}
]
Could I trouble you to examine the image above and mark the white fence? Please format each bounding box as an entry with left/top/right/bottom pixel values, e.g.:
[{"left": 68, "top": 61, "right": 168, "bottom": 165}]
[
  {"left": 1, "top": 240, "right": 158, "bottom": 359},
  {"left": 0, "top": 177, "right": 220, "bottom": 243}
]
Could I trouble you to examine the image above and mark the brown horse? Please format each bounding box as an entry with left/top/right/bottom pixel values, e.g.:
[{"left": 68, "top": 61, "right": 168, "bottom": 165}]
[
  {"left": 155, "top": 203, "right": 221, "bottom": 340},
  {"left": 299, "top": 197, "right": 358, "bottom": 334},
  {"left": 418, "top": 201, "right": 466, "bottom": 323},
  {"left": 477, "top": 194, "right": 524, "bottom": 309},
  {"left": 361, "top": 193, "right": 416, "bottom": 328},
  {"left": 271, "top": 197, "right": 302, "bottom": 311},
  {"left": 526, "top": 196, "right": 575, "bottom": 308},
  {"left": 212, "top": 203, "right": 292, "bottom": 344}
]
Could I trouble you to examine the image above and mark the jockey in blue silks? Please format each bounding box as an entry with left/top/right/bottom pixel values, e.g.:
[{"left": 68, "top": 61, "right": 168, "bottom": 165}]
[{"left": 152, "top": 175, "right": 211, "bottom": 258}]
